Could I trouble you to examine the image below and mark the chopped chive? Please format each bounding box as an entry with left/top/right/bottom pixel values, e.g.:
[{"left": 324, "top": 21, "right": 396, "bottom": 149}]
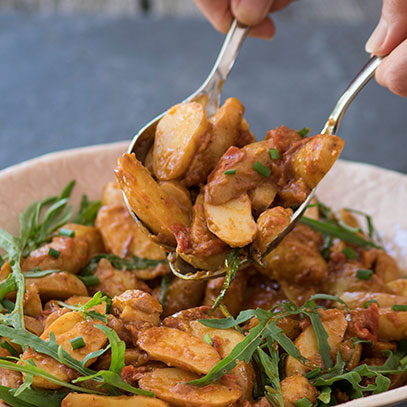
[
  {"left": 203, "top": 333, "right": 213, "bottom": 346},
  {"left": 297, "top": 127, "right": 310, "bottom": 138},
  {"left": 77, "top": 275, "right": 100, "bottom": 286},
  {"left": 224, "top": 169, "right": 237, "bottom": 175},
  {"left": 363, "top": 299, "right": 378, "bottom": 308},
  {"left": 1, "top": 299, "right": 15, "bottom": 312},
  {"left": 342, "top": 247, "right": 358, "bottom": 260},
  {"left": 392, "top": 304, "right": 407, "bottom": 312},
  {"left": 58, "top": 228, "right": 75, "bottom": 238},
  {"left": 0, "top": 341, "right": 18, "bottom": 356},
  {"left": 295, "top": 397, "right": 313, "bottom": 407},
  {"left": 48, "top": 248, "right": 61, "bottom": 259},
  {"left": 269, "top": 148, "right": 280, "bottom": 160},
  {"left": 305, "top": 367, "right": 322, "bottom": 379},
  {"left": 356, "top": 269, "right": 373, "bottom": 280},
  {"left": 70, "top": 336, "right": 86, "bottom": 350},
  {"left": 253, "top": 161, "right": 271, "bottom": 177}
]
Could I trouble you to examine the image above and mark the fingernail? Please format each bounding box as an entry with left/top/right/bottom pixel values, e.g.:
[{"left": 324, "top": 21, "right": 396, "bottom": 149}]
[{"left": 365, "top": 18, "right": 388, "bottom": 53}]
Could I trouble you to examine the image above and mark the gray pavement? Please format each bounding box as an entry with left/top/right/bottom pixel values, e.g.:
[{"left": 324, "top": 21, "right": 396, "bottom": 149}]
[{"left": 0, "top": 11, "right": 406, "bottom": 172}]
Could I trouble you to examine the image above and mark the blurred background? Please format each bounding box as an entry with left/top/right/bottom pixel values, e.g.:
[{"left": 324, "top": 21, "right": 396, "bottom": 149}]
[{"left": 0, "top": 0, "right": 406, "bottom": 173}]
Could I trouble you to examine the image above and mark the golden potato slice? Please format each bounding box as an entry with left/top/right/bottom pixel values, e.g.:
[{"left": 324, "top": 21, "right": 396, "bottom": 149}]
[
  {"left": 62, "top": 394, "right": 170, "bottom": 407},
  {"left": 387, "top": 278, "right": 407, "bottom": 296},
  {"left": 286, "top": 309, "right": 347, "bottom": 376},
  {"left": 0, "top": 367, "right": 22, "bottom": 389},
  {"left": 137, "top": 327, "right": 220, "bottom": 374},
  {"left": 339, "top": 291, "right": 407, "bottom": 309},
  {"left": 292, "top": 134, "right": 345, "bottom": 189},
  {"left": 21, "top": 311, "right": 107, "bottom": 389},
  {"left": 204, "top": 193, "right": 257, "bottom": 247},
  {"left": 378, "top": 308, "right": 407, "bottom": 341},
  {"left": 158, "top": 180, "right": 192, "bottom": 214},
  {"left": 101, "top": 181, "right": 125, "bottom": 206},
  {"left": 138, "top": 367, "right": 241, "bottom": 407},
  {"left": 248, "top": 182, "right": 277, "bottom": 216},
  {"left": 23, "top": 282, "right": 43, "bottom": 317},
  {"left": 189, "top": 320, "right": 255, "bottom": 399},
  {"left": 96, "top": 205, "right": 166, "bottom": 260},
  {"left": 115, "top": 153, "right": 190, "bottom": 246},
  {"left": 182, "top": 97, "right": 245, "bottom": 187},
  {"left": 25, "top": 272, "right": 87, "bottom": 301},
  {"left": 153, "top": 102, "right": 211, "bottom": 180},
  {"left": 281, "top": 375, "right": 318, "bottom": 407},
  {"left": 62, "top": 224, "right": 105, "bottom": 258},
  {"left": 253, "top": 206, "right": 293, "bottom": 254}
]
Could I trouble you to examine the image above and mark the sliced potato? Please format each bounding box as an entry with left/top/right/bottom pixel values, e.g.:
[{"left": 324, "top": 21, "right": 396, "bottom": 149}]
[
  {"left": 286, "top": 309, "right": 347, "bottom": 376},
  {"left": 153, "top": 102, "right": 211, "bottom": 180},
  {"left": 158, "top": 180, "right": 192, "bottom": 215},
  {"left": 387, "top": 278, "right": 407, "bottom": 296},
  {"left": 96, "top": 204, "right": 166, "bottom": 260},
  {"left": 280, "top": 375, "right": 319, "bottom": 407},
  {"left": 339, "top": 291, "right": 407, "bottom": 309},
  {"left": 253, "top": 206, "right": 293, "bottom": 254},
  {"left": 189, "top": 320, "right": 255, "bottom": 399},
  {"left": 248, "top": 182, "right": 277, "bottom": 216},
  {"left": 25, "top": 272, "right": 87, "bottom": 301},
  {"left": 138, "top": 367, "right": 241, "bottom": 407},
  {"left": 182, "top": 97, "right": 245, "bottom": 187},
  {"left": 292, "top": 134, "right": 345, "bottom": 189},
  {"left": 205, "top": 193, "right": 257, "bottom": 247},
  {"left": 378, "top": 308, "right": 407, "bottom": 340},
  {"left": 138, "top": 327, "right": 220, "bottom": 374},
  {"left": 115, "top": 153, "right": 190, "bottom": 246},
  {"left": 23, "top": 282, "right": 43, "bottom": 317},
  {"left": 101, "top": 181, "right": 125, "bottom": 206},
  {"left": 61, "top": 224, "right": 105, "bottom": 258},
  {"left": 62, "top": 394, "right": 170, "bottom": 407}
]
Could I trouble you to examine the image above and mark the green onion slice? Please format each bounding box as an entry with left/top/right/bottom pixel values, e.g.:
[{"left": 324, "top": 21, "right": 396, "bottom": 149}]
[
  {"left": 297, "top": 127, "right": 310, "bottom": 138},
  {"left": 59, "top": 228, "right": 75, "bottom": 238},
  {"left": 224, "top": 169, "right": 237, "bottom": 175},
  {"left": 364, "top": 299, "right": 378, "bottom": 308},
  {"left": 392, "top": 304, "right": 407, "bottom": 312},
  {"left": 70, "top": 336, "right": 86, "bottom": 350},
  {"left": 48, "top": 248, "right": 61, "bottom": 259},
  {"left": 269, "top": 148, "right": 280, "bottom": 160},
  {"left": 253, "top": 161, "right": 271, "bottom": 177},
  {"left": 203, "top": 333, "right": 213, "bottom": 345},
  {"left": 356, "top": 269, "right": 373, "bottom": 280}
]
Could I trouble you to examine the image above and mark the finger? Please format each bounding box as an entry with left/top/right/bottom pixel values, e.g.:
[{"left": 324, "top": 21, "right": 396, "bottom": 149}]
[
  {"left": 231, "top": 0, "right": 274, "bottom": 26},
  {"left": 269, "top": 0, "right": 294, "bottom": 12},
  {"left": 248, "top": 17, "right": 276, "bottom": 39},
  {"left": 375, "top": 38, "right": 407, "bottom": 97},
  {"left": 194, "top": 0, "right": 233, "bottom": 33},
  {"left": 365, "top": 0, "right": 407, "bottom": 56}
]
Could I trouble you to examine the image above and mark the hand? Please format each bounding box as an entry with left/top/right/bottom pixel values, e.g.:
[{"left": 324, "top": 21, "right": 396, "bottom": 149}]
[
  {"left": 365, "top": 0, "right": 407, "bottom": 97},
  {"left": 194, "top": 0, "right": 292, "bottom": 39}
]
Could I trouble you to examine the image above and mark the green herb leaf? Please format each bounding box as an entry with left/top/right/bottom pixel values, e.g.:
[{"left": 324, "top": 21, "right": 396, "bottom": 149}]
[
  {"left": 307, "top": 311, "right": 333, "bottom": 369},
  {"left": 95, "top": 325, "right": 125, "bottom": 374},
  {"left": 203, "top": 333, "right": 213, "bottom": 345},
  {"left": 159, "top": 274, "right": 171, "bottom": 308},
  {"left": 211, "top": 249, "right": 240, "bottom": 311},
  {"left": 72, "top": 195, "right": 101, "bottom": 226},
  {"left": 356, "top": 269, "right": 373, "bottom": 280},
  {"left": 364, "top": 299, "right": 378, "bottom": 308},
  {"left": 22, "top": 269, "right": 62, "bottom": 278},
  {"left": 297, "top": 127, "right": 310, "bottom": 137},
  {"left": 295, "top": 397, "right": 312, "bottom": 407},
  {"left": 77, "top": 274, "right": 100, "bottom": 286},
  {"left": 199, "top": 309, "right": 257, "bottom": 329},
  {"left": 342, "top": 247, "right": 358, "bottom": 260}
]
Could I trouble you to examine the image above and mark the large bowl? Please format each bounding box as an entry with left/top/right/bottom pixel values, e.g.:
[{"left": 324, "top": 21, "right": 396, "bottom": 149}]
[{"left": 0, "top": 142, "right": 406, "bottom": 407}]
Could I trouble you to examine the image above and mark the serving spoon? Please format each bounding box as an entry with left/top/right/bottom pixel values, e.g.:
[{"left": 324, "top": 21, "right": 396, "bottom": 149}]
[{"left": 122, "top": 20, "right": 381, "bottom": 280}]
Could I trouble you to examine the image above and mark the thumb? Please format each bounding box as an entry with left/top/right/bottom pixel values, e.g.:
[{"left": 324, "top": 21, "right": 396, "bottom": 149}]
[
  {"left": 365, "top": 0, "right": 407, "bottom": 56},
  {"left": 231, "top": 0, "right": 274, "bottom": 26}
]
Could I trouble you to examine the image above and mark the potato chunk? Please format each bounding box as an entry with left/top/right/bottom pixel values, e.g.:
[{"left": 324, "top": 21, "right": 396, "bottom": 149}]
[
  {"left": 138, "top": 327, "right": 220, "bottom": 374},
  {"left": 248, "top": 182, "right": 277, "bottom": 216},
  {"left": 115, "top": 153, "right": 190, "bottom": 246},
  {"left": 253, "top": 206, "right": 293, "bottom": 254},
  {"left": 153, "top": 102, "right": 211, "bottom": 180},
  {"left": 280, "top": 375, "right": 318, "bottom": 407},
  {"left": 25, "top": 272, "right": 87, "bottom": 301},
  {"left": 158, "top": 180, "right": 192, "bottom": 215},
  {"left": 96, "top": 204, "right": 166, "bottom": 260},
  {"left": 286, "top": 309, "right": 347, "bottom": 376},
  {"left": 292, "top": 134, "right": 345, "bottom": 189},
  {"left": 62, "top": 394, "right": 170, "bottom": 407},
  {"left": 204, "top": 193, "right": 257, "bottom": 247},
  {"left": 138, "top": 367, "right": 241, "bottom": 407},
  {"left": 101, "top": 181, "right": 125, "bottom": 206}
]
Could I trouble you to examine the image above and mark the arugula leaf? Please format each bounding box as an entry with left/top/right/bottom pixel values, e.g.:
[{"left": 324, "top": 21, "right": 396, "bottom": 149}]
[
  {"left": 300, "top": 216, "right": 382, "bottom": 249},
  {"left": 211, "top": 248, "right": 240, "bottom": 311},
  {"left": 14, "top": 359, "right": 34, "bottom": 397},
  {"left": 22, "top": 269, "right": 62, "bottom": 278},
  {"left": 72, "top": 195, "right": 101, "bottom": 226},
  {"left": 198, "top": 309, "right": 257, "bottom": 330},
  {"left": 9, "top": 386, "right": 67, "bottom": 407},
  {"left": 0, "top": 385, "right": 35, "bottom": 407},
  {"left": 159, "top": 275, "right": 171, "bottom": 308},
  {"left": 95, "top": 325, "right": 125, "bottom": 374}
]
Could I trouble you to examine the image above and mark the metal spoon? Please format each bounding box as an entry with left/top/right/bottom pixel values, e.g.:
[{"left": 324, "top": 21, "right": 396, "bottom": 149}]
[{"left": 169, "top": 56, "right": 382, "bottom": 280}]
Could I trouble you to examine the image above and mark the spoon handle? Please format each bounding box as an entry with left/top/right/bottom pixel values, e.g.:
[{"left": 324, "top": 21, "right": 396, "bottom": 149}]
[
  {"left": 187, "top": 20, "right": 249, "bottom": 116},
  {"left": 322, "top": 56, "right": 382, "bottom": 135}
]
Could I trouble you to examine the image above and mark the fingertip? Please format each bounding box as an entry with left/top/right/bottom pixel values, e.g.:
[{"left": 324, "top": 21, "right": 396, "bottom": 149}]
[
  {"left": 231, "top": 0, "right": 273, "bottom": 26},
  {"left": 248, "top": 17, "right": 276, "bottom": 40}
]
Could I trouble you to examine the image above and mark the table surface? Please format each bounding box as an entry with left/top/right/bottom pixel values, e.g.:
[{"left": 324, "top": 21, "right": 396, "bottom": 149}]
[{"left": 0, "top": 11, "right": 406, "bottom": 173}]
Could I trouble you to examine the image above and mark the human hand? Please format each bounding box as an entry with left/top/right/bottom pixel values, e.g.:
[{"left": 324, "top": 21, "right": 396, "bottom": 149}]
[
  {"left": 194, "top": 0, "right": 292, "bottom": 39},
  {"left": 365, "top": 0, "right": 407, "bottom": 97}
]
